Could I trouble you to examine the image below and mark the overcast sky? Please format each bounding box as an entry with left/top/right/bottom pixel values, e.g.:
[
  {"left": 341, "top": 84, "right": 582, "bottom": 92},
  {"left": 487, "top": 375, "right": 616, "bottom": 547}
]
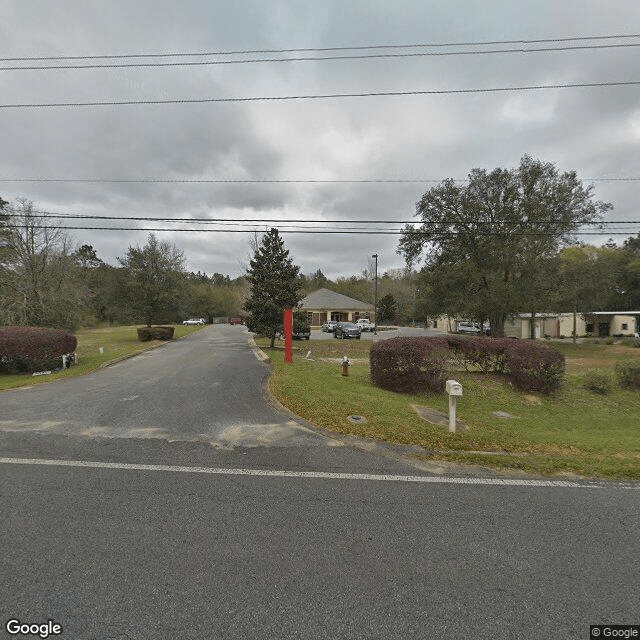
[{"left": 1, "top": 1, "right": 639, "bottom": 280}]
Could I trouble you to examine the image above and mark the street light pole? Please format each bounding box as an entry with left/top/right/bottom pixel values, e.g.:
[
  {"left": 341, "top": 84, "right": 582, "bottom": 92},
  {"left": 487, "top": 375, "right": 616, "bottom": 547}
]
[{"left": 372, "top": 253, "right": 378, "bottom": 336}]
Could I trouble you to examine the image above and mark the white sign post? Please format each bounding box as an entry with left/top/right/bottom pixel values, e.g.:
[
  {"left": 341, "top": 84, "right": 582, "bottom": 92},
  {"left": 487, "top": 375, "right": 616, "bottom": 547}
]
[{"left": 445, "top": 380, "right": 463, "bottom": 433}]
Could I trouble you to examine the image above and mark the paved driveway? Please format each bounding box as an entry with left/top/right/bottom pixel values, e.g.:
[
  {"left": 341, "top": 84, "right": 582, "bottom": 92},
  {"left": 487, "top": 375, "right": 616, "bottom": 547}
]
[{"left": 0, "top": 325, "right": 331, "bottom": 448}]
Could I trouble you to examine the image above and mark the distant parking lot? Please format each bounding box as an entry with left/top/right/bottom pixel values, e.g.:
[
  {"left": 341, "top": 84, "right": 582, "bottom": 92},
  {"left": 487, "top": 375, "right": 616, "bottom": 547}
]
[{"left": 308, "top": 327, "right": 447, "bottom": 341}]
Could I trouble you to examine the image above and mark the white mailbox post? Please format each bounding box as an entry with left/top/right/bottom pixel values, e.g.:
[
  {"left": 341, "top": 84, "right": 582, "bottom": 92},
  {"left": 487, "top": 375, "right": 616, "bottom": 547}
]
[{"left": 445, "top": 379, "right": 463, "bottom": 433}]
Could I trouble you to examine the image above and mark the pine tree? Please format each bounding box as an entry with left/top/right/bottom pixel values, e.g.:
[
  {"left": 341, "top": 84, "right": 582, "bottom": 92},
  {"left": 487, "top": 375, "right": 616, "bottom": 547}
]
[
  {"left": 378, "top": 293, "right": 398, "bottom": 323},
  {"left": 244, "top": 228, "right": 301, "bottom": 347}
]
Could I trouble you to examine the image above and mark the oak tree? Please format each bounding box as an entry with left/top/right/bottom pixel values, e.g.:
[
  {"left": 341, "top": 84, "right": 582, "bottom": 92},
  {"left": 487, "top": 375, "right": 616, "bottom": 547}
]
[{"left": 399, "top": 156, "right": 611, "bottom": 336}]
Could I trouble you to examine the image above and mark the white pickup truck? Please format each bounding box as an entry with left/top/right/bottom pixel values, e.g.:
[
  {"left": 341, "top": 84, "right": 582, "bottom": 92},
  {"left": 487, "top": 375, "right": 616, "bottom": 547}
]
[{"left": 356, "top": 318, "right": 376, "bottom": 332}]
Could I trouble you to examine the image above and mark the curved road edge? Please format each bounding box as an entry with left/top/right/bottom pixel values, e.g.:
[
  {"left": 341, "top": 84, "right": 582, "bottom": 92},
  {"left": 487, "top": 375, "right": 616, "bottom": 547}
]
[{"left": 250, "top": 336, "right": 566, "bottom": 480}]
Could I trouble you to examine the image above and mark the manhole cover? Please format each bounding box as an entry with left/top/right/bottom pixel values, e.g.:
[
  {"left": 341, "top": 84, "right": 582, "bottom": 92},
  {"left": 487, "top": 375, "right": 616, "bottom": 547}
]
[
  {"left": 347, "top": 415, "right": 367, "bottom": 424},
  {"left": 492, "top": 411, "right": 518, "bottom": 419}
]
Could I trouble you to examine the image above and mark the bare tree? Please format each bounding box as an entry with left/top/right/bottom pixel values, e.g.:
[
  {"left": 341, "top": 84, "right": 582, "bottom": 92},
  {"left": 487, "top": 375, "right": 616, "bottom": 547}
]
[{"left": 0, "top": 198, "right": 85, "bottom": 329}]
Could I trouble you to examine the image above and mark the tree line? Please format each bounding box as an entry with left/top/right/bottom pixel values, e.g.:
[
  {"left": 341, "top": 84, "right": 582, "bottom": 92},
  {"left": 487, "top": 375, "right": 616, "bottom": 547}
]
[
  {"left": 0, "top": 198, "right": 247, "bottom": 330},
  {"left": 2, "top": 155, "right": 640, "bottom": 336},
  {"left": 0, "top": 196, "right": 414, "bottom": 332},
  {"left": 400, "top": 156, "right": 640, "bottom": 337}
]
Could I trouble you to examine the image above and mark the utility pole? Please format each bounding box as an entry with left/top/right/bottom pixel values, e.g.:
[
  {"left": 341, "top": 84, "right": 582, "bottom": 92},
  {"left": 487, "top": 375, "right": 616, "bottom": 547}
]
[{"left": 372, "top": 253, "right": 378, "bottom": 336}]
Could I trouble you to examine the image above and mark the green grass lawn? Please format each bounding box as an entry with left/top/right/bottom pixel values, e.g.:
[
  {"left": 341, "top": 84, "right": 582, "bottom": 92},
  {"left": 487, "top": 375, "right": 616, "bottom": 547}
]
[
  {"left": 262, "top": 338, "right": 640, "bottom": 480},
  {"left": 0, "top": 324, "right": 205, "bottom": 391}
]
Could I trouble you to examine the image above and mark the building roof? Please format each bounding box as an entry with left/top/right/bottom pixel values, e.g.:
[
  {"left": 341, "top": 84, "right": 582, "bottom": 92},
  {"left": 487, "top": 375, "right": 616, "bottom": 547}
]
[
  {"left": 299, "top": 288, "right": 373, "bottom": 311},
  {"left": 585, "top": 311, "right": 640, "bottom": 316},
  {"left": 516, "top": 311, "right": 640, "bottom": 318}
]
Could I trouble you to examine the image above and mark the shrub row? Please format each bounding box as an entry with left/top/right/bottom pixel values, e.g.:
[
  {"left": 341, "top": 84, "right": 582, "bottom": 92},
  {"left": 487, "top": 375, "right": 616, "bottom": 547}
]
[
  {"left": 136, "top": 326, "right": 175, "bottom": 341},
  {"left": 583, "top": 363, "right": 640, "bottom": 394},
  {"left": 370, "top": 336, "right": 565, "bottom": 395},
  {"left": 0, "top": 326, "right": 78, "bottom": 374},
  {"left": 615, "top": 361, "right": 640, "bottom": 389}
]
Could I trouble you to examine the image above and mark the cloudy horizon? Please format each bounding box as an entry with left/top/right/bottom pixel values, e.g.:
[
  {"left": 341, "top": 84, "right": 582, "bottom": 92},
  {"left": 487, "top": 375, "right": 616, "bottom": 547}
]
[{"left": 1, "top": 1, "right": 639, "bottom": 280}]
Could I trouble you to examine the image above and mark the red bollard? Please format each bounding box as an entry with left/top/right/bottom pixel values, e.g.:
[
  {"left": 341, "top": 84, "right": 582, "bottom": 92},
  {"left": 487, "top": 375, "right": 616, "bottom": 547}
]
[{"left": 284, "top": 308, "right": 293, "bottom": 363}]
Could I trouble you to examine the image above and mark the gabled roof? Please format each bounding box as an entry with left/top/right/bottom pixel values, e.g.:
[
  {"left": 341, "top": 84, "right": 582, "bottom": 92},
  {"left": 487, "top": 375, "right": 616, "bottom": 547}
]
[{"left": 300, "top": 287, "right": 373, "bottom": 311}]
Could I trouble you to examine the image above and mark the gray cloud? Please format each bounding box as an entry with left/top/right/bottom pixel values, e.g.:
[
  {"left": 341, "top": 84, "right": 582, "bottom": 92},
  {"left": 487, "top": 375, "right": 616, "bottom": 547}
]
[{"left": 1, "top": 0, "right": 639, "bottom": 280}]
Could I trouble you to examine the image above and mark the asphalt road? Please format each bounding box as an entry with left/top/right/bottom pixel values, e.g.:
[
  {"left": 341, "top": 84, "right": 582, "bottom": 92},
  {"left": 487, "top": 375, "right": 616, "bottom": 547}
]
[
  {"left": 0, "top": 325, "right": 330, "bottom": 448},
  {"left": 1, "top": 325, "right": 638, "bottom": 640}
]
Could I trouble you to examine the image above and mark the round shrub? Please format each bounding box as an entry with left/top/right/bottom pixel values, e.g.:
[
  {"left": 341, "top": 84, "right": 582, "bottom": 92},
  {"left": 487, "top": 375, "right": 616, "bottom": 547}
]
[
  {"left": 500, "top": 339, "right": 565, "bottom": 394},
  {"left": 615, "top": 360, "right": 640, "bottom": 390},
  {"left": 370, "top": 337, "right": 449, "bottom": 393},
  {"left": 583, "top": 369, "right": 613, "bottom": 395},
  {"left": 0, "top": 326, "right": 77, "bottom": 373},
  {"left": 370, "top": 336, "right": 565, "bottom": 395}
]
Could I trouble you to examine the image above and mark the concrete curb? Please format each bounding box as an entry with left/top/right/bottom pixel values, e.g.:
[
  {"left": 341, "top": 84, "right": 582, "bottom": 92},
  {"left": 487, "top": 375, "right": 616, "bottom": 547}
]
[{"left": 248, "top": 337, "right": 271, "bottom": 363}]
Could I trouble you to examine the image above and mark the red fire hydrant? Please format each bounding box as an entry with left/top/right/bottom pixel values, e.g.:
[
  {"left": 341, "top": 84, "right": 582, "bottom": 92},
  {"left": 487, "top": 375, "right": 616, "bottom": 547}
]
[{"left": 341, "top": 355, "right": 350, "bottom": 376}]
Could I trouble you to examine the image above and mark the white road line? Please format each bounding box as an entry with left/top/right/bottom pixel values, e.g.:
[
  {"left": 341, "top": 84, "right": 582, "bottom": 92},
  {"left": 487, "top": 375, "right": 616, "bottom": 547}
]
[{"left": 0, "top": 456, "right": 636, "bottom": 489}]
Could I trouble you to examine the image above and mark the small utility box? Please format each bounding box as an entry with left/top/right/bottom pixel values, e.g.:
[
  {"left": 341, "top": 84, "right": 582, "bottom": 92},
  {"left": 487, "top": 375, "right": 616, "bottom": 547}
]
[{"left": 445, "top": 379, "right": 463, "bottom": 433}]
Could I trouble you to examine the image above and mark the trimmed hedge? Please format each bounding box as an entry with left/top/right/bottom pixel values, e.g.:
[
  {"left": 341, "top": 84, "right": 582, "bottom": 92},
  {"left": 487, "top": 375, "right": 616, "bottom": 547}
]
[
  {"left": 615, "top": 360, "right": 640, "bottom": 389},
  {"left": 0, "top": 326, "right": 78, "bottom": 374},
  {"left": 370, "top": 337, "right": 450, "bottom": 394},
  {"left": 370, "top": 336, "right": 565, "bottom": 395},
  {"left": 136, "top": 326, "right": 175, "bottom": 341}
]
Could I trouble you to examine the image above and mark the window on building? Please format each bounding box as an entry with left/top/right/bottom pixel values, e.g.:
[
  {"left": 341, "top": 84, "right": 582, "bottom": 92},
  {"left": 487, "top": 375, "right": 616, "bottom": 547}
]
[
  {"left": 307, "top": 312, "right": 313, "bottom": 324},
  {"left": 586, "top": 323, "right": 594, "bottom": 333},
  {"left": 622, "top": 323, "right": 628, "bottom": 331}
]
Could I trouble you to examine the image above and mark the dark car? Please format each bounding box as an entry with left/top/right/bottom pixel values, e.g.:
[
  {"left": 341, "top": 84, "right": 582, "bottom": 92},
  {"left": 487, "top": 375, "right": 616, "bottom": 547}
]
[
  {"left": 334, "top": 322, "right": 361, "bottom": 339},
  {"left": 277, "top": 320, "right": 311, "bottom": 340}
]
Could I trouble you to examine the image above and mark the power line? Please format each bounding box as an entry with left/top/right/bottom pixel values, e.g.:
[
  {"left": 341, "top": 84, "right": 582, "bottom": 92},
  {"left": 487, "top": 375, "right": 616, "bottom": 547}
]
[
  {"left": 3, "top": 43, "right": 640, "bottom": 71},
  {"left": 0, "top": 178, "right": 459, "bottom": 184},
  {"left": 3, "top": 223, "right": 636, "bottom": 236},
  {"left": 3, "top": 33, "right": 639, "bottom": 61},
  {"left": 2, "top": 177, "right": 640, "bottom": 184},
  {"left": 17, "top": 209, "right": 640, "bottom": 226},
  {"left": 2, "top": 80, "right": 640, "bottom": 109}
]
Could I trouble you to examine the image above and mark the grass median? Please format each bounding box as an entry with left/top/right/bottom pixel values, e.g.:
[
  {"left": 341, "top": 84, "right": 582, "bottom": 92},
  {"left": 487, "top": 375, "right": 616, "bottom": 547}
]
[
  {"left": 0, "top": 324, "right": 205, "bottom": 391},
  {"left": 262, "top": 337, "right": 640, "bottom": 480}
]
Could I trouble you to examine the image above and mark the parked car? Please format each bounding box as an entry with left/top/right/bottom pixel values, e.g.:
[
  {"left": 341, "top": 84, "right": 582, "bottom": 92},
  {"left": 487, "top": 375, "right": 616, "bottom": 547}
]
[
  {"left": 277, "top": 320, "right": 311, "bottom": 340},
  {"left": 229, "top": 317, "right": 245, "bottom": 325},
  {"left": 356, "top": 318, "right": 375, "bottom": 332},
  {"left": 183, "top": 318, "right": 205, "bottom": 326},
  {"left": 322, "top": 320, "right": 338, "bottom": 332},
  {"left": 457, "top": 322, "right": 490, "bottom": 335},
  {"left": 334, "top": 322, "right": 361, "bottom": 339},
  {"left": 456, "top": 322, "right": 481, "bottom": 334}
]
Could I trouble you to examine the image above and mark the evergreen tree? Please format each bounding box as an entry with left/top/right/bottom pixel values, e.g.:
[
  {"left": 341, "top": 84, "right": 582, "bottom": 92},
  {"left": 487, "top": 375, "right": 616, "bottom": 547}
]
[
  {"left": 378, "top": 293, "right": 398, "bottom": 323},
  {"left": 244, "top": 228, "right": 301, "bottom": 347}
]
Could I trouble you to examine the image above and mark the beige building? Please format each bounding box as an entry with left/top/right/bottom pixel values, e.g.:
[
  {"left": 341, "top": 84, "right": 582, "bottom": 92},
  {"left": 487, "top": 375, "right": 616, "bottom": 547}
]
[
  {"left": 505, "top": 312, "right": 639, "bottom": 338},
  {"left": 432, "top": 312, "right": 639, "bottom": 338},
  {"left": 299, "top": 288, "right": 373, "bottom": 327}
]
